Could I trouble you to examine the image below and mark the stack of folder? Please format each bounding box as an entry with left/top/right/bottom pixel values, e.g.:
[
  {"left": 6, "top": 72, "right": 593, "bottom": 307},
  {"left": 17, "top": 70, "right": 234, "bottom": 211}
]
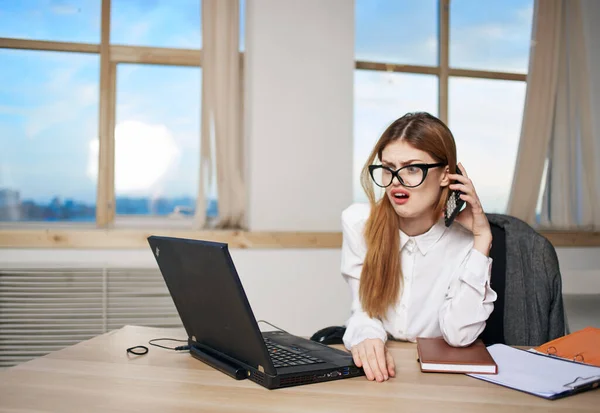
[
  {"left": 469, "top": 327, "right": 600, "bottom": 400},
  {"left": 532, "top": 326, "right": 600, "bottom": 367},
  {"left": 416, "top": 328, "right": 600, "bottom": 400}
]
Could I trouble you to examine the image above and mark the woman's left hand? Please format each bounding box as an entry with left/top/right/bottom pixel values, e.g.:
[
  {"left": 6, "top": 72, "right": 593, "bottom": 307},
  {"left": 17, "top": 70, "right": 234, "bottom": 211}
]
[{"left": 448, "top": 163, "right": 492, "bottom": 254}]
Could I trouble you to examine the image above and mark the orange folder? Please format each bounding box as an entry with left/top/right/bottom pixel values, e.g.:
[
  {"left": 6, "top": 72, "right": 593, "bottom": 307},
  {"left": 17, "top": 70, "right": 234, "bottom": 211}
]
[{"left": 534, "top": 327, "right": 600, "bottom": 367}]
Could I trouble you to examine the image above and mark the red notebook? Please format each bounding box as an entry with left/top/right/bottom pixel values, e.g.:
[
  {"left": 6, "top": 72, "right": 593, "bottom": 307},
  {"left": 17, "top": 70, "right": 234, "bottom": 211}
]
[{"left": 416, "top": 337, "right": 498, "bottom": 374}]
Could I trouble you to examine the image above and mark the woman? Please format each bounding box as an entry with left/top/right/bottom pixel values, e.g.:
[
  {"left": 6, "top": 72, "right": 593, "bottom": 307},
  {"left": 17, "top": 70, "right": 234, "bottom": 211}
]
[{"left": 342, "top": 112, "right": 496, "bottom": 382}]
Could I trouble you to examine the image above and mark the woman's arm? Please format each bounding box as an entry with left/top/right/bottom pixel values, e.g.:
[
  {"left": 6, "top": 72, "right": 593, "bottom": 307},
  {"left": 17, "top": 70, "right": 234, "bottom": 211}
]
[
  {"left": 438, "top": 248, "right": 497, "bottom": 347},
  {"left": 441, "top": 163, "right": 497, "bottom": 346},
  {"left": 342, "top": 277, "right": 388, "bottom": 350}
]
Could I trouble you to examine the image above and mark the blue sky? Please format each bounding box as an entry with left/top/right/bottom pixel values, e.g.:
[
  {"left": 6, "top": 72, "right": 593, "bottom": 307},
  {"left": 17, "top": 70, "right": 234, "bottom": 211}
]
[{"left": 0, "top": 0, "right": 533, "bottom": 214}]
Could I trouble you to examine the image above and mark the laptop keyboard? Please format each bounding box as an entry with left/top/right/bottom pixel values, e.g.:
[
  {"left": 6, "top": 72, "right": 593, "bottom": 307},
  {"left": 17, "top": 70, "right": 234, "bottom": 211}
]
[{"left": 264, "top": 338, "right": 325, "bottom": 369}]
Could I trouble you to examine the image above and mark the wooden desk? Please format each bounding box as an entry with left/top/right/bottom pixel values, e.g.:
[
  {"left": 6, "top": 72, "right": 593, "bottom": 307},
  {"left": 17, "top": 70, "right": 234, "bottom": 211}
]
[{"left": 0, "top": 325, "right": 597, "bottom": 412}]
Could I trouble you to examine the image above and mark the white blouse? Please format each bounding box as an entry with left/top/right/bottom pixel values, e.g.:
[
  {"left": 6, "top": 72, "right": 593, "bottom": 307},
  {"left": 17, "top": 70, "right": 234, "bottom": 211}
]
[{"left": 341, "top": 203, "right": 497, "bottom": 350}]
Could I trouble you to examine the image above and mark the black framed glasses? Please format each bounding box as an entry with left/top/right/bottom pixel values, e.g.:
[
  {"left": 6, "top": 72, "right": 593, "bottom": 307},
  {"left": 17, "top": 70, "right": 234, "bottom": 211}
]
[{"left": 368, "top": 163, "right": 445, "bottom": 188}]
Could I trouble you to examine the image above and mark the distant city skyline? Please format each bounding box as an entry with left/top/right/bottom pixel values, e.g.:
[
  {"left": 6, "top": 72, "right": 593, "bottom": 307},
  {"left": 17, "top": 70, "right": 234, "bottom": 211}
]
[{"left": 0, "top": 187, "right": 218, "bottom": 221}]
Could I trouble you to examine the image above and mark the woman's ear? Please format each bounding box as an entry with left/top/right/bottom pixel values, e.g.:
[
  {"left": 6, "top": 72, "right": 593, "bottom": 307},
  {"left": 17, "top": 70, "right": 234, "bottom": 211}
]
[{"left": 440, "top": 165, "right": 450, "bottom": 187}]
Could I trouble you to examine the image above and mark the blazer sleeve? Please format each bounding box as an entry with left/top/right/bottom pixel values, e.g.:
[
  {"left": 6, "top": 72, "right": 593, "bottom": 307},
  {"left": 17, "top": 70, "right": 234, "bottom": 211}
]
[{"left": 542, "top": 238, "right": 566, "bottom": 340}]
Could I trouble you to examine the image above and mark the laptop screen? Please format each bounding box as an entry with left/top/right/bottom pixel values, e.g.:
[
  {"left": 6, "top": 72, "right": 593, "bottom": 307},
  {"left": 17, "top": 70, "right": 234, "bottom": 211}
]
[{"left": 148, "top": 236, "right": 275, "bottom": 374}]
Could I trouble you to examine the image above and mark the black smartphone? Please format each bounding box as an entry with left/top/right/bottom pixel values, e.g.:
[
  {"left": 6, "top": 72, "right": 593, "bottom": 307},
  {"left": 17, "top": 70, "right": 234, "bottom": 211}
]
[{"left": 444, "top": 166, "right": 466, "bottom": 227}]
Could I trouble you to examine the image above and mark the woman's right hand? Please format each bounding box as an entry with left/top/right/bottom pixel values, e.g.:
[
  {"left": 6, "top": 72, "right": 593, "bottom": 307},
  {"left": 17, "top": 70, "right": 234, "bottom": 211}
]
[{"left": 350, "top": 338, "right": 396, "bottom": 382}]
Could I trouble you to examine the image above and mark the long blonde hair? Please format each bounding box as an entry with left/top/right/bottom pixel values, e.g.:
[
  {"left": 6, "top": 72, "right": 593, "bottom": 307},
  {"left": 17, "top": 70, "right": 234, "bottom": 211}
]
[{"left": 359, "top": 112, "right": 458, "bottom": 319}]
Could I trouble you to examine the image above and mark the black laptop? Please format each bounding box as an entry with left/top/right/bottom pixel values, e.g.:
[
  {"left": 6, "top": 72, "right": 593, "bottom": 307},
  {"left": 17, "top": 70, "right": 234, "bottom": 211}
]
[{"left": 147, "top": 235, "right": 364, "bottom": 389}]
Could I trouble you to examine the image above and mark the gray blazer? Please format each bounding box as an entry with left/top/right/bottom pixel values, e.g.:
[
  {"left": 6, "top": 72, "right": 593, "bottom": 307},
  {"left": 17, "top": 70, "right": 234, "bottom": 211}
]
[{"left": 486, "top": 214, "right": 566, "bottom": 346}]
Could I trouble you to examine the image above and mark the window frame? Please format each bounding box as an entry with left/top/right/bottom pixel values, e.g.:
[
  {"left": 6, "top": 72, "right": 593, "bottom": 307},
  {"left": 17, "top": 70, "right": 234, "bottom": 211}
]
[{"left": 0, "top": 0, "right": 597, "bottom": 248}]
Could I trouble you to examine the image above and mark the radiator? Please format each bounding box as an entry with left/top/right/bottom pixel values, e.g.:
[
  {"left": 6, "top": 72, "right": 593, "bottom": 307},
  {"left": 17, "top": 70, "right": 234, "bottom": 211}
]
[{"left": 0, "top": 268, "right": 182, "bottom": 368}]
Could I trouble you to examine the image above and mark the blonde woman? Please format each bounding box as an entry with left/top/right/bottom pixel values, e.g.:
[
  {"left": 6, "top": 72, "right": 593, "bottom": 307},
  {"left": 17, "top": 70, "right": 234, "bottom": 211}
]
[{"left": 342, "top": 112, "right": 496, "bottom": 382}]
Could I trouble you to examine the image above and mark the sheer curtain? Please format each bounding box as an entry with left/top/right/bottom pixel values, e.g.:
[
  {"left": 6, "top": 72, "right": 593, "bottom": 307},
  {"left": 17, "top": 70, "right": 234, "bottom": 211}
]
[
  {"left": 194, "top": 0, "right": 246, "bottom": 229},
  {"left": 507, "top": 0, "right": 600, "bottom": 229}
]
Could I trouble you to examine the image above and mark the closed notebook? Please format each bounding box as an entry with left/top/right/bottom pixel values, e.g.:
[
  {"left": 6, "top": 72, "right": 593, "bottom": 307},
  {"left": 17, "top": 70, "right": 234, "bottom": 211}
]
[
  {"left": 416, "top": 337, "right": 498, "bottom": 374},
  {"left": 533, "top": 326, "right": 600, "bottom": 367}
]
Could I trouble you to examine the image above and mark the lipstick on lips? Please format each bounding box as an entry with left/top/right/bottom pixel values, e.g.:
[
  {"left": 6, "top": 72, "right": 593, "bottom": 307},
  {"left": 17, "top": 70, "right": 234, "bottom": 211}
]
[{"left": 390, "top": 188, "right": 410, "bottom": 205}]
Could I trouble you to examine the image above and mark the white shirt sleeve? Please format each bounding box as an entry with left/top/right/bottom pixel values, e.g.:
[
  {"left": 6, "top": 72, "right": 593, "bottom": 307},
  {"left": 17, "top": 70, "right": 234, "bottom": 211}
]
[
  {"left": 340, "top": 210, "right": 388, "bottom": 350},
  {"left": 438, "top": 248, "right": 497, "bottom": 347}
]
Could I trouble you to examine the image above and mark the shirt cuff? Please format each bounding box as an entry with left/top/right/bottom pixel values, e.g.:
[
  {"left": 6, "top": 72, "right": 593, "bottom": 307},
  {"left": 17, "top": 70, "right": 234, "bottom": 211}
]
[
  {"left": 460, "top": 249, "right": 493, "bottom": 290},
  {"left": 343, "top": 324, "right": 388, "bottom": 350}
]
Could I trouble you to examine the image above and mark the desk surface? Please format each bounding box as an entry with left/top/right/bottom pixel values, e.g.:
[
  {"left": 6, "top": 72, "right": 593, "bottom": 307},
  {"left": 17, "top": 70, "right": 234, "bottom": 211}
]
[{"left": 0, "top": 325, "right": 598, "bottom": 412}]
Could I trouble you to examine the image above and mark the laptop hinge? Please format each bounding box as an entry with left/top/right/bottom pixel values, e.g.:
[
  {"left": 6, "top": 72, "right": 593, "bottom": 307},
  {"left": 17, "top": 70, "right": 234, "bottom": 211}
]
[{"left": 189, "top": 343, "right": 249, "bottom": 380}]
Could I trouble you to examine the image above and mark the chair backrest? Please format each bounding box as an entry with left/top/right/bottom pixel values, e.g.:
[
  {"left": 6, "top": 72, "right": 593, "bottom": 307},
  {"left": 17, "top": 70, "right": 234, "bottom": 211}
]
[
  {"left": 479, "top": 220, "right": 507, "bottom": 345},
  {"left": 484, "top": 213, "right": 566, "bottom": 346}
]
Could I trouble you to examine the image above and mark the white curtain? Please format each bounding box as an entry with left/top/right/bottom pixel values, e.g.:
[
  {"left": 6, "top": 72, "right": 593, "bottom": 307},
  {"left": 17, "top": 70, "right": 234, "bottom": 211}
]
[
  {"left": 194, "top": 0, "right": 246, "bottom": 229},
  {"left": 507, "top": 0, "right": 600, "bottom": 229}
]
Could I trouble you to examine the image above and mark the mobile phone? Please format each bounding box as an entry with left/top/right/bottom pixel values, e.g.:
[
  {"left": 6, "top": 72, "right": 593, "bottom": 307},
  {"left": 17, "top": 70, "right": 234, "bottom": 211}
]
[{"left": 444, "top": 166, "right": 466, "bottom": 227}]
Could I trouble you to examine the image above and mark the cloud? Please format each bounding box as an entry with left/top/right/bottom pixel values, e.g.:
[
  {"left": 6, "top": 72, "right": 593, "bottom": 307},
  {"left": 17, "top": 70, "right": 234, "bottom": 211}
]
[
  {"left": 425, "top": 36, "right": 437, "bottom": 53},
  {"left": 354, "top": 71, "right": 437, "bottom": 112},
  {"left": 50, "top": 4, "right": 80, "bottom": 15},
  {"left": 469, "top": 24, "right": 510, "bottom": 40},
  {"left": 127, "top": 21, "right": 153, "bottom": 45},
  {"left": 0, "top": 105, "right": 25, "bottom": 116},
  {"left": 24, "top": 79, "right": 98, "bottom": 139},
  {"left": 516, "top": 5, "right": 534, "bottom": 23},
  {"left": 448, "top": 4, "right": 534, "bottom": 73},
  {"left": 110, "top": 1, "right": 201, "bottom": 48},
  {"left": 0, "top": 48, "right": 101, "bottom": 201},
  {"left": 0, "top": 1, "right": 98, "bottom": 43},
  {"left": 87, "top": 120, "right": 181, "bottom": 195},
  {"left": 168, "top": 30, "right": 203, "bottom": 49},
  {"left": 0, "top": 50, "right": 98, "bottom": 140}
]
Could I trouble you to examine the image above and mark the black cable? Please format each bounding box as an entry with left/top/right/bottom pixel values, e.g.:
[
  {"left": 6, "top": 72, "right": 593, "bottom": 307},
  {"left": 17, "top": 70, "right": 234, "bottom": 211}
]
[
  {"left": 126, "top": 345, "right": 148, "bottom": 356},
  {"left": 126, "top": 338, "right": 190, "bottom": 356},
  {"left": 257, "top": 320, "right": 288, "bottom": 334},
  {"left": 148, "top": 338, "right": 190, "bottom": 351},
  {"left": 128, "top": 326, "right": 283, "bottom": 357}
]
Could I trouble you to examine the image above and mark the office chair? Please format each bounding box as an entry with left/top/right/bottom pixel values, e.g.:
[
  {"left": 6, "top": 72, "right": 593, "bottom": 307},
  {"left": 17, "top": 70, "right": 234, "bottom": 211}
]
[{"left": 483, "top": 213, "right": 567, "bottom": 346}]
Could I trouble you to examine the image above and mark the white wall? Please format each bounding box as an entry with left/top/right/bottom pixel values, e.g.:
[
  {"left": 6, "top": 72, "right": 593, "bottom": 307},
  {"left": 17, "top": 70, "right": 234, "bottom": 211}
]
[{"left": 244, "top": 0, "right": 354, "bottom": 231}]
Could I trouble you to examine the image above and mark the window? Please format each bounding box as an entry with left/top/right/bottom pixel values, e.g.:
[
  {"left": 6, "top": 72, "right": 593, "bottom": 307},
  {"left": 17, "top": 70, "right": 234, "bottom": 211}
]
[
  {"left": 112, "top": 64, "right": 201, "bottom": 218},
  {"left": 0, "top": 49, "right": 99, "bottom": 222},
  {"left": 0, "top": 0, "right": 213, "bottom": 228},
  {"left": 0, "top": 0, "right": 101, "bottom": 44},
  {"left": 353, "top": 0, "right": 534, "bottom": 212}
]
